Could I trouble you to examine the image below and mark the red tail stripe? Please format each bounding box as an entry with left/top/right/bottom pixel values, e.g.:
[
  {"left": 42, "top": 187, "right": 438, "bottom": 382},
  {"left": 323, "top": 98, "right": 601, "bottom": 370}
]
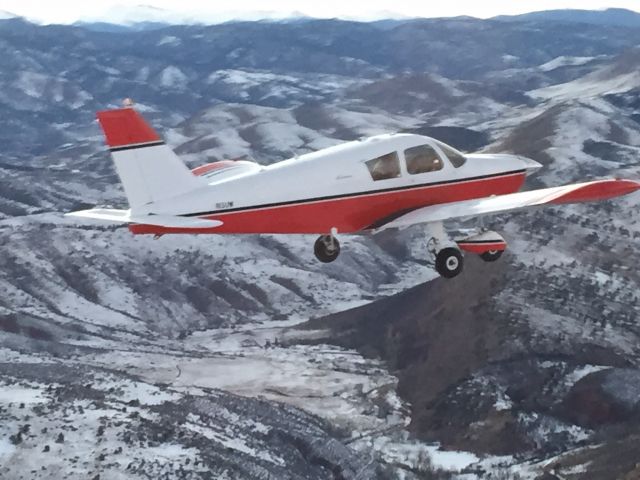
[{"left": 97, "top": 108, "right": 161, "bottom": 148}]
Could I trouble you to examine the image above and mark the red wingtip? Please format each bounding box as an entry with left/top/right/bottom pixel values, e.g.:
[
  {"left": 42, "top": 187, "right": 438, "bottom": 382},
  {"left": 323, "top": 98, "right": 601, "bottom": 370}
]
[
  {"left": 551, "top": 179, "right": 640, "bottom": 204},
  {"left": 96, "top": 108, "right": 161, "bottom": 148}
]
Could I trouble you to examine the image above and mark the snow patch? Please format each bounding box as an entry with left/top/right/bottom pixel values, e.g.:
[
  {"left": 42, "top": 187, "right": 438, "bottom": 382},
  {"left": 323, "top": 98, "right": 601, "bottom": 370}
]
[
  {"left": 531, "top": 70, "right": 640, "bottom": 100},
  {"left": 425, "top": 445, "right": 479, "bottom": 471},
  {"left": 0, "top": 437, "right": 15, "bottom": 460},
  {"left": 539, "top": 56, "right": 595, "bottom": 72},
  {"left": 17, "top": 71, "right": 48, "bottom": 98},
  {"left": 159, "top": 66, "right": 188, "bottom": 89},
  {"left": 208, "top": 69, "right": 297, "bottom": 87},
  {"left": 158, "top": 35, "right": 181, "bottom": 47},
  {"left": 0, "top": 383, "right": 46, "bottom": 404},
  {"left": 565, "top": 365, "right": 610, "bottom": 386}
]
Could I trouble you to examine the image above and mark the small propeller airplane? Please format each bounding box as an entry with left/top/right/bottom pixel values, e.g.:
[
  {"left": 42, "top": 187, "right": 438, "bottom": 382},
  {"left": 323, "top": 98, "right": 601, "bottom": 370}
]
[{"left": 67, "top": 105, "right": 640, "bottom": 279}]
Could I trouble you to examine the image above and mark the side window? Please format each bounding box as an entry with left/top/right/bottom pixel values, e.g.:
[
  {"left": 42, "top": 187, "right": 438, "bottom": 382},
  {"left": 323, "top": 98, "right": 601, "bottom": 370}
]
[
  {"left": 365, "top": 152, "right": 401, "bottom": 181},
  {"left": 436, "top": 141, "right": 466, "bottom": 168},
  {"left": 405, "top": 145, "right": 443, "bottom": 175}
]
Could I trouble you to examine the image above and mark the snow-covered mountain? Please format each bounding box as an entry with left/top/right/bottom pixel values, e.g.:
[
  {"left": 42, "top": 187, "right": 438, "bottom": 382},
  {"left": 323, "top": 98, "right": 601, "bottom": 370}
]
[
  {"left": 1, "top": 14, "right": 640, "bottom": 479},
  {"left": 77, "top": 4, "right": 311, "bottom": 29},
  {"left": 494, "top": 8, "right": 640, "bottom": 28},
  {"left": 0, "top": 10, "right": 17, "bottom": 20}
]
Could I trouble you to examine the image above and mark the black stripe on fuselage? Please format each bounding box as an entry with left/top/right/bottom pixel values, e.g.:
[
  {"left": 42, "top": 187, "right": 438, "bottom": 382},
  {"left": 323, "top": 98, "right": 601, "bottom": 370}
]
[
  {"left": 110, "top": 140, "right": 165, "bottom": 152},
  {"left": 179, "top": 169, "right": 527, "bottom": 218}
]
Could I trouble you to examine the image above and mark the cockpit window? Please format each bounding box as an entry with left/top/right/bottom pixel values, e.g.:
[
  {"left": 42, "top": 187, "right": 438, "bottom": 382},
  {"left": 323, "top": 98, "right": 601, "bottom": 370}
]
[
  {"left": 366, "top": 152, "right": 401, "bottom": 181},
  {"left": 435, "top": 140, "right": 467, "bottom": 168},
  {"left": 405, "top": 145, "right": 444, "bottom": 174}
]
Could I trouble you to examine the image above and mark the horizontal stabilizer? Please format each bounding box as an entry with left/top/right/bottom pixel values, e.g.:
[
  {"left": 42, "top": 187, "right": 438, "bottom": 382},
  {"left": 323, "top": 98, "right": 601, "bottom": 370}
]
[
  {"left": 66, "top": 208, "right": 223, "bottom": 229},
  {"left": 377, "top": 178, "right": 640, "bottom": 230}
]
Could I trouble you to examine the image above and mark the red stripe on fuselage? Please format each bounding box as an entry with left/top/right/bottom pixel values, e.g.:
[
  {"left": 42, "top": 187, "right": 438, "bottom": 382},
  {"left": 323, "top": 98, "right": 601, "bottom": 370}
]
[{"left": 129, "top": 172, "right": 527, "bottom": 235}]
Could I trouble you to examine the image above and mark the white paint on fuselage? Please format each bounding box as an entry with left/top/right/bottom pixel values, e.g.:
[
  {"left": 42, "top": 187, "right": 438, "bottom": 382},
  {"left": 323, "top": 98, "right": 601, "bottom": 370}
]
[{"left": 138, "top": 134, "right": 535, "bottom": 216}]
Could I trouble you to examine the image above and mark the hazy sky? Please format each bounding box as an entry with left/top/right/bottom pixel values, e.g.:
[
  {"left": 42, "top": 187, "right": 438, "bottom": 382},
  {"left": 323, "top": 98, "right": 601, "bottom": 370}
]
[{"left": 1, "top": 0, "right": 639, "bottom": 24}]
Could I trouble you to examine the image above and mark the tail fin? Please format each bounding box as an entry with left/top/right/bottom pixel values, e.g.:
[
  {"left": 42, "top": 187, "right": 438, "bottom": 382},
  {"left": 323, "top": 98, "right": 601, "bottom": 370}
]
[{"left": 97, "top": 108, "right": 202, "bottom": 210}]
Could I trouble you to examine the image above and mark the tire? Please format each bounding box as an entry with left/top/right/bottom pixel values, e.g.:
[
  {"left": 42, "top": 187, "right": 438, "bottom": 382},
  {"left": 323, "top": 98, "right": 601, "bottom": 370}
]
[
  {"left": 480, "top": 250, "right": 503, "bottom": 262},
  {"left": 435, "top": 247, "right": 464, "bottom": 279},
  {"left": 314, "top": 235, "right": 340, "bottom": 263}
]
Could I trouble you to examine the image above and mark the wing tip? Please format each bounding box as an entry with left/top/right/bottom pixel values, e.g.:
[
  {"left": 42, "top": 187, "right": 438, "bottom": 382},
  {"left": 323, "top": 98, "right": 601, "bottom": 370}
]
[{"left": 550, "top": 178, "right": 640, "bottom": 204}]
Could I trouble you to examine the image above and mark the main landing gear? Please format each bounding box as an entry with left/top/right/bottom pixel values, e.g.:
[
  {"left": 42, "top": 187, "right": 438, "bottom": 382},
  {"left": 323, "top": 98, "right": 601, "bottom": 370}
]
[
  {"left": 434, "top": 247, "right": 464, "bottom": 279},
  {"left": 314, "top": 234, "right": 341, "bottom": 263},
  {"left": 426, "top": 223, "right": 465, "bottom": 279}
]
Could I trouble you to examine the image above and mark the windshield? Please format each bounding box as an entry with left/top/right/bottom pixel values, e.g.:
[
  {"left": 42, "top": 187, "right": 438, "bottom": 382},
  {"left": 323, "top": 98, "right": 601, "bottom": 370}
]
[{"left": 435, "top": 140, "right": 466, "bottom": 168}]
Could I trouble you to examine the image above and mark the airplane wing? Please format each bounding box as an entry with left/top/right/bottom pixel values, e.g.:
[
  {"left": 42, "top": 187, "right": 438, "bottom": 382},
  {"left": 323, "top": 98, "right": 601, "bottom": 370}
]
[
  {"left": 66, "top": 208, "right": 223, "bottom": 229},
  {"left": 376, "top": 178, "right": 640, "bottom": 231}
]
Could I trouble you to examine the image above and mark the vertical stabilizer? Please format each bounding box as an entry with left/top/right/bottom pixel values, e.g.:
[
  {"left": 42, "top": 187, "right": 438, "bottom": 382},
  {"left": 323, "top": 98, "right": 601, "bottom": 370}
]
[{"left": 97, "top": 108, "right": 202, "bottom": 209}]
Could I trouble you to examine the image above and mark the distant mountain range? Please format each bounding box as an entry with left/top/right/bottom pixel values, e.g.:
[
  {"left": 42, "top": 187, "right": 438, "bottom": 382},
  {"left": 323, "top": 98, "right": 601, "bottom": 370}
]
[
  {"left": 76, "top": 7, "right": 640, "bottom": 30},
  {"left": 2, "top": 7, "right": 640, "bottom": 30},
  {"left": 494, "top": 7, "right": 640, "bottom": 27},
  {"left": 0, "top": 10, "right": 17, "bottom": 20}
]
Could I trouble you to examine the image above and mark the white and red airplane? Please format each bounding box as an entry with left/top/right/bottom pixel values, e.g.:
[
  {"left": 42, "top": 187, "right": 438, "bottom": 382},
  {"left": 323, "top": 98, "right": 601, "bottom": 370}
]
[{"left": 68, "top": 106, "right": 640, "bottom": 278}]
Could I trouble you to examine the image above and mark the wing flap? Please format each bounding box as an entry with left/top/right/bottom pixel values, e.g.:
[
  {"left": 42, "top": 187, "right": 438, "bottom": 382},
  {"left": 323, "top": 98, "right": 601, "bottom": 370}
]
[
  {"left": 378, "top": 178, "right": 640, "bottom": 230},
  {"left": 66, "top": 208, "right": 223, "bottom": 229}
]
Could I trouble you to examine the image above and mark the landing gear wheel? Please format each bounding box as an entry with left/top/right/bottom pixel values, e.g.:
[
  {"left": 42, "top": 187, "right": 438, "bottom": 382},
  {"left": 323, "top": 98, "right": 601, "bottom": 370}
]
[
  {"left": 480, "top": 250, "right": 503, "bottom": 262},
  {"left": 435, "top": 247, "right": 464, "bottom": 279},
  {"left": 314, "top": 235, "right": 340, "bottom": 263}
]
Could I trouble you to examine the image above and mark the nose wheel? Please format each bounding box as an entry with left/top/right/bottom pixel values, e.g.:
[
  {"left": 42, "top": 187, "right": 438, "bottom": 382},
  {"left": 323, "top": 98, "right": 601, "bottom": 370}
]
[
  {"left": 435, "top": 247, "right": 464, "bottom": 279},
  {"left": 314, "top": 235, "right": 340, "bottom": 263}
]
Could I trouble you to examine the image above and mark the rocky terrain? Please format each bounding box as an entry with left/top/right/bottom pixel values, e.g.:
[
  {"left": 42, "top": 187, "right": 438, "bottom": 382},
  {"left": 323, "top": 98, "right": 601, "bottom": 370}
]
[{"left": 0, "top": 10, "right": 640, "bottom": 479}]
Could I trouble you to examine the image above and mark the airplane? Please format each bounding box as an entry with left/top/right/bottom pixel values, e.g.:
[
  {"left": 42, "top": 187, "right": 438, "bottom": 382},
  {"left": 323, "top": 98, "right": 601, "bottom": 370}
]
[{"left": 67, "top": 105, "right": 640, "bottom": 279}]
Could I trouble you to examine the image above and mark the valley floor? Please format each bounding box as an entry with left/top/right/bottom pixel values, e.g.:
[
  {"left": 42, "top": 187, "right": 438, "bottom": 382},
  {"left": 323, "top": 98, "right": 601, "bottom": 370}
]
[{"left": 0, "top": 304, "right": 561, "bottom": 479}]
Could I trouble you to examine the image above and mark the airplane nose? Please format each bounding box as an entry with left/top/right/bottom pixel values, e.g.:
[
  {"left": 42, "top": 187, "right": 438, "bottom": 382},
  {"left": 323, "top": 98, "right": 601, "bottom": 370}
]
[{"left": 517, "top": 156, "right": 543, "bottom": 175}]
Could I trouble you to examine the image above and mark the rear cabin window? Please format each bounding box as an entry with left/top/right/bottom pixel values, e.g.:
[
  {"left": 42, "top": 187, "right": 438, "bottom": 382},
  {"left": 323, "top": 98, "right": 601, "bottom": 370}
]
[
  {"left": 405, "top": 145, "right": 443, "bottom": 174},
  {"left": 435, "top": 141, "right": 467, "bottom": 168},
  {"left": 366, "top": 152, "right": 401, "bottom": 181}
]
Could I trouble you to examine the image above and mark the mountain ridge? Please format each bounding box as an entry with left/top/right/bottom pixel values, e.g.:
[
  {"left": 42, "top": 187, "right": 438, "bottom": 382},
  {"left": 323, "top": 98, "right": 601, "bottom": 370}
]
[
  {"left": 3, "top": 7, "right": 640, "bottom": 29},
  {"left": 493, "top": 8, "right": 640, "bottom": 27}
]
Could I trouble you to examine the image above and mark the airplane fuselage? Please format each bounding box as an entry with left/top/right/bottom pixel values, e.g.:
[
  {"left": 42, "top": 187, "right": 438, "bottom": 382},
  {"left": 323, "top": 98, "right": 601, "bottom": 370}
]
[{"left": 130, "top": 133, "right": 539, "bottom": 235}]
